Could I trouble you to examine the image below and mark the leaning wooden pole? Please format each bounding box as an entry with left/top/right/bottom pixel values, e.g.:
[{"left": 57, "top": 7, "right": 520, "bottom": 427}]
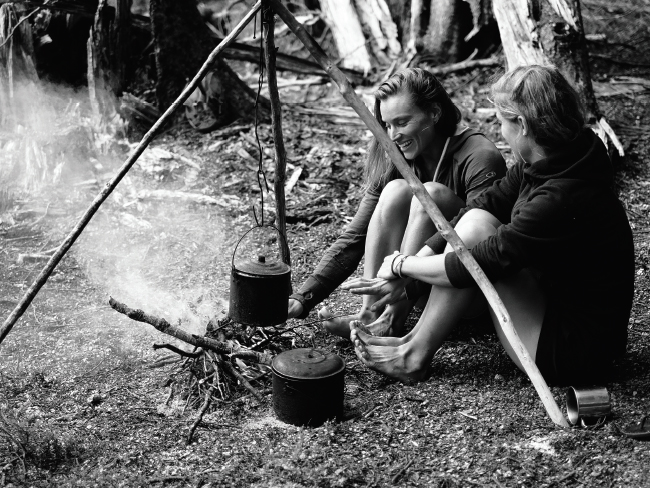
[
  {"left": 263, "top": 4, "right": 290, "bottom": 265},
  {"left": 0, "top": 1, "right": 263, "bottom": 346},
  {"left": 268, "top": 0, "right": 569, "bottom": 428}
]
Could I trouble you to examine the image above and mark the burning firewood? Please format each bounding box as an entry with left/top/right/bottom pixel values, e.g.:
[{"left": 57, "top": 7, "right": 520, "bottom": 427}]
[{"left": 109, "top": 297, "right": 282, "bottom": 443}]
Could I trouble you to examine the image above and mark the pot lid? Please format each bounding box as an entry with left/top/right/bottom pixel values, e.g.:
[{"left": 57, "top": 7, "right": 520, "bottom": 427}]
[
  {"left": 272, "top": 348, "right": 345, "bottom": 380},
  {"left": 233, "top": 255, "right": 291, "bottom": 276}
]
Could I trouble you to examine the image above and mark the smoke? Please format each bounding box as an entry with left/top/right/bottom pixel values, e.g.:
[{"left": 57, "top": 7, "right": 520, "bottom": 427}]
[{"left": 2, "top": 77, "right": 231, "bottom": 352}]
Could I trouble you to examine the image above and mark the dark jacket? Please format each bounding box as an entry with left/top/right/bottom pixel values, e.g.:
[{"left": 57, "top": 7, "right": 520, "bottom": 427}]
[
  {"left": 426, "top": 129, "right": 634, "bottom": 381},
  {"left": 292, "top": 128, "right": 507, "bottom": 318}
]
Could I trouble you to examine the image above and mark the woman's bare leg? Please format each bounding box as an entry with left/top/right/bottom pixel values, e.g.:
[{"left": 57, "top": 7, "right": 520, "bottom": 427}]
[
  {"left": 323, "top": 182, "right": 465, "bottom": 339},
  {"left": 352, "top": 208, "right": 496, "bottom": 340},
  {"left": 365, "top": 182, "right": 465, "bottom": 337},
  {"left": 321, "top": 180, "right": 412, "bottom": 337},
  {"left": 351, "top": 210, "right": 498, "bottom": 381},
  {"left": 352, "top": 209, "right": 547, "bottom": 382},
  {"left": 490, "top": 270, "right": 546, "bottom": 370}
]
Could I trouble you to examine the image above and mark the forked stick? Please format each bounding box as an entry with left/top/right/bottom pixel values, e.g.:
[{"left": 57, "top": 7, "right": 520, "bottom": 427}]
[
  {"left": 0, "top": 1, "right": 263, "bottom": 346},
  {"left": 267, "top": 0, "right": 569, "bottom": 428}
]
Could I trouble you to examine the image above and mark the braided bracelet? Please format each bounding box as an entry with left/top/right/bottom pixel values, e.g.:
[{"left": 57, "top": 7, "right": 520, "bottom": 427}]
[
  {"left": 390, "top": 253, "right": 403, "bottom": 278},
  {"left": 396, "top": 254, "right": 409, "bottom": 278}
]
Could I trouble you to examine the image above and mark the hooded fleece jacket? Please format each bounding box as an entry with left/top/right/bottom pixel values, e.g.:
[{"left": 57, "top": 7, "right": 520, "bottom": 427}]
[{"left": 425, "top": 129, "right": 634, "bottom": 384}]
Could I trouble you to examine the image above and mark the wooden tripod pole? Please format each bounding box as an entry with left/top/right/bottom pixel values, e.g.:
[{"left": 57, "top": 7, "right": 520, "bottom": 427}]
[
  {"left": 263, "top": 4, "right": 290, "bottom": 265},
  {"left": 267, "top": 0, "right": 568, "bottom": 428},
  {"left": 0, "top": 0, "right": 263, "bottom": 346}
]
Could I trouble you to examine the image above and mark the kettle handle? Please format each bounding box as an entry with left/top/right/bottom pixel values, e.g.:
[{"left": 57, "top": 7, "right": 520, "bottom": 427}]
[{"left": 231, "top": 224, "right": 290, "bottom": 268}]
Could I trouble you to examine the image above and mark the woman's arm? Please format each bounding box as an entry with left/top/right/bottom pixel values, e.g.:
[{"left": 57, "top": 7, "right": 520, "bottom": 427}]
[
  {"left": 289, "top": 189, "right": 380, "bottom": 318},
  {"left": 376, "top": 253, "right": 452, "bottom": 287}
]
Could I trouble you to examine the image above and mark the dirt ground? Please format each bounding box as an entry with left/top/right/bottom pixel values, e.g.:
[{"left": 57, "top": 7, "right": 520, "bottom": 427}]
[{"left": 3, "top": 1, "right": 650, "bottom": 487}]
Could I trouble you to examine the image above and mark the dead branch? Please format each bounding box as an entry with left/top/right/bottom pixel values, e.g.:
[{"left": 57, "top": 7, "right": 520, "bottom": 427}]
[
  {"left": 220, "top": 359, "right": 265, "bottom": 403},
  {"left": 427, "top": 55, "right": 502, "bottom": 75},
  {"left": 186, "top": 375, "right": 217, "bottom": 445},
  {"left": 0, "top": 6, "right": 39, "bottom": 50},
  {"left": 137, "top": 189, "right": 223, "bottom": 206},
  {"left": 264, "top": 6, "right": 290, "bottom": 265},
  {"left": 0, "top": 2, "right": 262, "bottom": 345},
  {"left": 109, "top": 298, "right": 273, "bottom": 365},
  {"left": 153, "top": 343, "right": 203, "bottom": 359}
]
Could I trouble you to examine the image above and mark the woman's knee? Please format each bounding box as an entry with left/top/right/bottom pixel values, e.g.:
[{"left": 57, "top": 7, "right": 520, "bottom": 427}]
[
  {"left": 459, "top": 208, "right": 502, "bottom": 228},
  {"left": 378, "top": 179, "right": 412, "bottom": 209},
  {"left": 410, "top": 182, "right": 464, "bottom": 219},
  {"left": 447, "top": 215, "right": 498, "bottom": 249}
]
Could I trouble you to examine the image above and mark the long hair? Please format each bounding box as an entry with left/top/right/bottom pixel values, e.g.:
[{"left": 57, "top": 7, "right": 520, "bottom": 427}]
[
  {"left": 490, "top": 65, "right": 585, "bottom": 150},
  {"left": 364, "top": 68, "right": 461, "bottom": 191}
]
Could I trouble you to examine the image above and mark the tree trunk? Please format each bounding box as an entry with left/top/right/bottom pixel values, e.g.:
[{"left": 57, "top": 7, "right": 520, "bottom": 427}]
[
  {"left": 492, "top": 0, "right": 598, "bottom": 121},
  {"left": 0, "top": 3, "right": 38, "bottom": 128},
  {"left": 492, "top": 0, "right": 625, "bottom": 154},
  {"left": 319, "top": 0, "right": 400, "bottom": 73},
  {"left": 321, "top": 0, "right": 496, "bottom": 71},
  {"left": 150, "top": 0, "right": 268, "bottom": 125},
  {"left": 418, "top": 0, "right": 472, "bottom": 63}
]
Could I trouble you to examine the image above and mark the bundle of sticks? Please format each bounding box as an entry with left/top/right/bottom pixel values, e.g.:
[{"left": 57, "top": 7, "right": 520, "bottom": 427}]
[{"left": 109, "top": 297, "right": 334, "bottom": 443}]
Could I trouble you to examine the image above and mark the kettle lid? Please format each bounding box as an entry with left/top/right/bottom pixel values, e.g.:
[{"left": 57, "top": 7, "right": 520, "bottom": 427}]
[
  {"left": 233, "top": 255, "right": 290, "bottom": 276},
  {"left": 272, "top": 348, "right": 345, "bottom": 380}
]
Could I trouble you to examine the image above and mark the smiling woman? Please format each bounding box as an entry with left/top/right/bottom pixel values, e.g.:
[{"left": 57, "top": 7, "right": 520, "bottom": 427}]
[{"left": 287, "top": 68, "right": 507, "bottom": 339}]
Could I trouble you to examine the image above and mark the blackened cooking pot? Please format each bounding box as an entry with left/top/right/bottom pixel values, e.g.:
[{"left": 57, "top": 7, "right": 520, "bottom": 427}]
[
  {"left": 272, "top": 348, "right": 345, "bottom": 427},
  {"left": 229, "top": 226, "right": 291, "bottom": 327}
]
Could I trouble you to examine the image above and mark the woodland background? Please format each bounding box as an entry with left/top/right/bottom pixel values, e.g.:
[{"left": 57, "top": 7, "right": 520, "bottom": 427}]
[{"left": 1, "top": 0, "right": 650, "bottom": 487}]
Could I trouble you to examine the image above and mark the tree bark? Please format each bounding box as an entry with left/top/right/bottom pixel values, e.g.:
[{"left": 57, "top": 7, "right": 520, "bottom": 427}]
[
  {"left": 319, "top": 0, "right": 400, "bottom": 73},
  {"left": 322, "top": 0, "right": 495, "bottom": 70},
  {"left": 150, "top": 0, "right": 268, "bottom": 124},
  {"left": 419, "top": 0, "right": 472, "bottom": 63},
  {"left": 492, "top": 0, "right": 598, "bottom": 121},
  {"left": 263, "top": 7, "right": 290, "bottom": 266}
]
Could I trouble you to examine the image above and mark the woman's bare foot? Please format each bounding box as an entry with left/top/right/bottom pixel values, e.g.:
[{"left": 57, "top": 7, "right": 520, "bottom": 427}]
[
  {"left": 364, "top": 305, "right": 410, "bottom": 337},
  {"left": 350, "top": 320, "right": 406, "bottom": 347},
  {"left": 319, "top": 307, "right": 378, "bottom": 339},
  {"left": 350, "top": 322, "right": 428, "bottom": 384}
]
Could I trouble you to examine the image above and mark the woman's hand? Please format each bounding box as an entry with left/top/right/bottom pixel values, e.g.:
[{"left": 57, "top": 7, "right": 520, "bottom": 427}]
[
  {"left": 341, "top": 276, "right": 407, "bottom": 310},
  {"left": 377, "top": 252, "right": 401, "bottom": 280},
  {"left": 288, "top": 298, "right": 304, "bottom": 319}
]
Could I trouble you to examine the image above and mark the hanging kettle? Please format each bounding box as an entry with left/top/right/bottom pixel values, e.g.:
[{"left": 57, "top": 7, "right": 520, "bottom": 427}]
[{"left": 229, "top": 225, "right": 292, "bottom": 327}]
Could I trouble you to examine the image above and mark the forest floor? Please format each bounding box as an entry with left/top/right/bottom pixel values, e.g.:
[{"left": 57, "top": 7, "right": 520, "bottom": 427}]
[{"left": 2, "top": 1, "right": 650, "bottom": 487}]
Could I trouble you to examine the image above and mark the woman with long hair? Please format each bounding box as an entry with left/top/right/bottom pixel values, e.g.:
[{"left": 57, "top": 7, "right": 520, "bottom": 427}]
[
  {"left": 288, "top": 68, "right": 507, "bottom": 338},
  {"left": 350, "top": 65, "right": 634, "bottom": 386}
]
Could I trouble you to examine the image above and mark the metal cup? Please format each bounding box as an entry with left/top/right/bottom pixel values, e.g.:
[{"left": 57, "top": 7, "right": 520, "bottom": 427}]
[{"left": 566, "top": 386, "right": 611, "bottom": 426}]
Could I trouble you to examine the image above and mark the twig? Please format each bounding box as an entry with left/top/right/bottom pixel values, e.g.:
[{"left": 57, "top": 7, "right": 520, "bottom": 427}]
[
  {"left": 427, "top": 55, "right": 501, "bottom": 75},
  {"left": 363, "top": 405, "right": 380, "bottom": 418},
  {"left": 0, "top": 1, "right": 263, "bottom": 345},
  {"left": 186, "top": 375, "right": 218, "bottom": 445},
  {"left": 0, "top": 6, "right": 41, "bottom": 50},
  {"left": 251, "top": 313, "right": 350, "bottom": 350},
  {"left": 391, "top": 459, "right": 414, "bottom": 484},
  {"left": 598, "top": 117, "right": 625, "bottom": 157},
  {"left": 148, "top": 475, "right": 191, "bottom": 484},
  {"left": 153, "top": 343, "right": 204, "bottom": 359},
  {"left": 458, "top": 411, "right": 478, "bottom": 420},
  {"left": 548, "top": 470, "right": 576, "bottom": 486},
  {"left": 220, "top": 360, "right": 264, "bottom": 403},
  {"left": 590, "top": 52, "right": 650, "bottom": 68}
]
